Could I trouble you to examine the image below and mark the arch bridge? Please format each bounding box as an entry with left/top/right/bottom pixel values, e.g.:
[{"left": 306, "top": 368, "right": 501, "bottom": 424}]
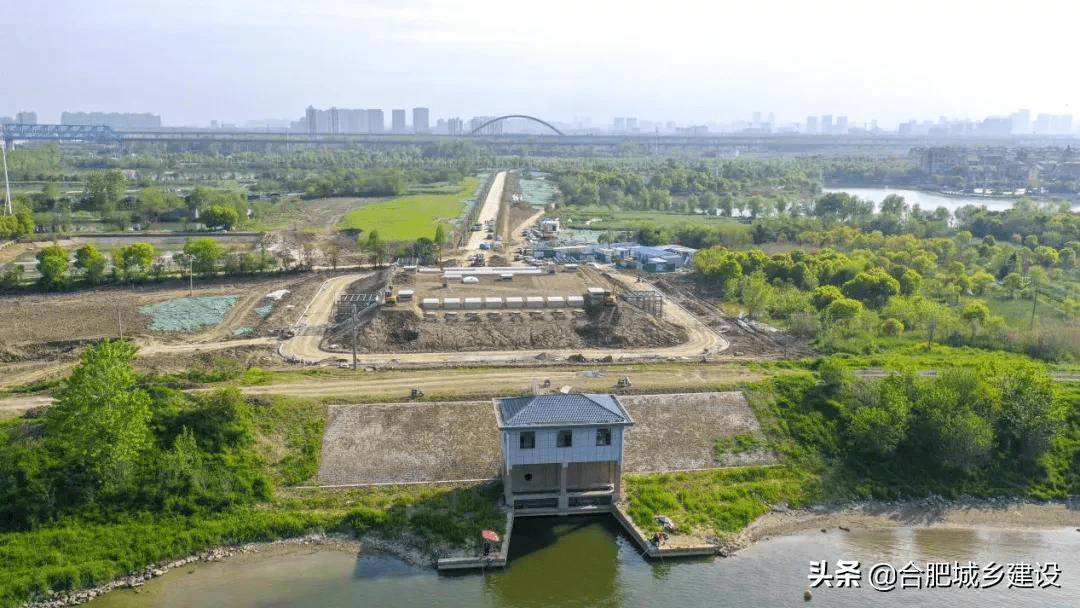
[{"left": 468, "top": 115, "right": 564, "bottom": 136}]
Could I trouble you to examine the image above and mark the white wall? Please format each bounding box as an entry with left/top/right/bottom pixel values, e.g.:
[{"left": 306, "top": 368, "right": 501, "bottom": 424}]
[{"left": 503, "top": 426, "right": 625, "bottom": 466}]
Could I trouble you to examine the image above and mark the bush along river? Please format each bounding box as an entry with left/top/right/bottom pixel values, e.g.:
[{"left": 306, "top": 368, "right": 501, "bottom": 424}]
[{"left": 86, "top": 513, "right": 1078, "bottom": 608}]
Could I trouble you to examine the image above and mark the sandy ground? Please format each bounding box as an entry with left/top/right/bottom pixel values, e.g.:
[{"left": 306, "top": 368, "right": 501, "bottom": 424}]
[
  {"left": 720, "top": 497, "right": 1080, "bottom": 555},
  {"left": 277, "top": 272, "right": 372, "bottom": 363}
]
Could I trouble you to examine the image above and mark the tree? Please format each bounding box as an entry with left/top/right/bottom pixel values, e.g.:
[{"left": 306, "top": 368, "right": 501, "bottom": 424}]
[
  {"left": 362, "top": 230, "right": 386, "bottom": 267},
  {"left": 842, "top": 268, "right": 900, "bottom": 309},
  {"left": 35, "top": 243, "right": 68, "bottom": 289},
  {"left": 995, "top": 366, "right": 1063, "bottom": 462},
  {"left": 1002, "top": 272, "right": 1024, "bottom": 299},
  {"left": 824, "top": 297, "right": 863, "bottom": 323},
  {"left": 44, "top": 340, "right": 152, "bottom": 504},
  {"left": 74, "top": 243, "right": 107, "bottom": 284},
  {"left": 0, "top": 263, "right": 23, "bottom": 289},
  {"left": 201, "top": 205, "right": 239, "bottom": 230},
  {"left": 960, "top": 300, "right": 990, "bottom": 339},
  {"left": 740, "top": 272, "right": 771, "bottom": 319},
  {"left": 113, "top": 242, "right": 157, "bottom": 280},
  {"left": 881, "top": 317, "right": 905, "bottom": 336},
  {"left": 183, "top": 237, "right": 222, "bottom": 277},
  {"left": 846, "top": 376, "right": 911, "bottom": 457},
  {"left": 83, "top": 169, "right": 126, "bottom": 212},
  {"left": 433, "top": 224, "right": 447, "bottom": 247}
]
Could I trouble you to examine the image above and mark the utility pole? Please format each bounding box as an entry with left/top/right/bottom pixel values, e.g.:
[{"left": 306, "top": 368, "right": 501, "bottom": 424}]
[{"left": 1, "top": 129, "right": 12, "bottom": 215}]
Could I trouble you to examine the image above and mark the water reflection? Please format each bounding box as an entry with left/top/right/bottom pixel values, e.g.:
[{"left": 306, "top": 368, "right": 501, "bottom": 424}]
[
  {"left": 911, "top": 528, "right": 979, "bottom": 561},
  {"left": 489, "top": 516, "right": 625, "bottom": 608}
]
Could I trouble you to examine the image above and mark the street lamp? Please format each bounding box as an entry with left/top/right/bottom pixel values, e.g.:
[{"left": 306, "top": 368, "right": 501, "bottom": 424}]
[{"left": 177, "top": 253, "right": 194, "bottom": 296}]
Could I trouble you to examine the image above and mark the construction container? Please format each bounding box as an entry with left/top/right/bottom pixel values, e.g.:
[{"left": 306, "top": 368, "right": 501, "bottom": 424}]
[
  {"left": 398, "top": 289, "right": 414, "bottom": 301},
  {"left": 464, "top": 297, "right": 483, "bottom": 309},
  {"left": 526, "top": 296, "right": 545, "bottom": 308},
  {"left": 443, "top": 297, "right": 462, "bottom": 310},
  {"left": 567, "top": 295, "right": 585, "bottom": 307},
  {"left": 504, "top": 297, "right": 525, "bottom": 309},
  {"left": 421, "top": 298, "right": 440, "bottom": 309},
  {"left": 484, "top": 297, "right": 504, "bottom": 309},
  {"left": 546, "top": 296, "right": 567, "bottom": 308}
]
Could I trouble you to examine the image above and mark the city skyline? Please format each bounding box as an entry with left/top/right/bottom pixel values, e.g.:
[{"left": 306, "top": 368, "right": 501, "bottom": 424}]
[{"left": 3, "top": 0, "right": 1078, "bottom": 130}]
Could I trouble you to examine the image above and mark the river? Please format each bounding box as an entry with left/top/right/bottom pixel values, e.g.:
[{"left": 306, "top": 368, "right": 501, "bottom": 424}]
[
  {"left": 823, "top": 187, "right": 1029, "bottom": 214},
  {"left": 89, "top": 515, "right": 1078, "bottom": 608}
]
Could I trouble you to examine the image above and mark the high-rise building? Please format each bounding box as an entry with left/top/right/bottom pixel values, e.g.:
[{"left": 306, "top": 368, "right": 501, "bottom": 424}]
[
  {"left": 306, "top": 106, "right": 318, "bottom": 135},
  {"left": 613, "top": 117, "right": 626, "bottom": 131},
  {"left": 1011, "top": 109, "right": 1031, "bottom": 135},
  {"left": 836, "top": 116, "right": 848, "bottom": 134},
  {"left": 392, "top": 109, "right": 406, "bottom": 133},
  {"left": 821, "top": 115, "right": 834, "bottom": 134},
  {"left": 15, "top": 111, "right": 37, "bottom": 125},
  {"left": 412, "top": 107, "right": 429, "bottom": 133},
  {"left": 366, "top": 109, "right": 384, "bottom": 133},
  {"left": 626, "top": 117, "right": 637, "bottom": 131},
  {"left": 61, "top": 111, "right": 160, "bottom": 130},
  {"left": 329, "top": 107, "right": 342, "bottom": 134},
  {"left": 805, "top": 116, "right": 818, "bottom": 134},
  {"left": 447, "top": 117, "right": 463, "bottom": 135}
]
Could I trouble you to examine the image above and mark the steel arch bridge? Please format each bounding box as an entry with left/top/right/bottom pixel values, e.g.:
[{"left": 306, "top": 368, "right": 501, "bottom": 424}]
[
  {"left": 1, "top": 124, "right": 123, "bottom": 144},
  {"left": 467, "top": 115, "right": 564, "bottom": 136}
]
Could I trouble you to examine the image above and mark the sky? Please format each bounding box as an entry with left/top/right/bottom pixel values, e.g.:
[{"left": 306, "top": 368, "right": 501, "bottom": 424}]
[{"left": 2, "top": 0, "right": 1078, "bottom": 129}]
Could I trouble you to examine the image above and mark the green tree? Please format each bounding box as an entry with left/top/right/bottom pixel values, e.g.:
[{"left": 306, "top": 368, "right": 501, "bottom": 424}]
[
  {"left": 74, "top": 243, "right": 107, "bottom": 284},
  {"left": 362, "top": 230, "right": 386, "bottom": 267},
  {"left": 995, "top": 366, "right": 1062, "bottom": 462},
  {"left": 0, "top": 263, "right": 23, "bottom": 289},
  {"left": 183, "top": 237, "right": 222, "bottom": 277},
  {"left": 433, "top": 224, "right": 447, "bottom": 247},
  {"left": 842, "top": 268, "right": 900, "bottom": 309},
  {"left": 44, "top": 340, "right": 152, "bottom": 505},
  {"left": 740, "top": 272, "right": 771, "bottom": 319},
  {"left": 200, "top": 205, "right": 239, "bottom": 231},
  {"left": 824, "top": 297, "right": 863, "bottom": 323},
  {"left": 35, "top": 243, "right": 68, "bottom": 289},
  {"left": 83, "top": 169, "right": 126, "bottom": 212},
  {"left": 846, "top": 376, "right": 911, "bottom": 457},
  {"left": 112, "top": 242, "right": 157, "bottom": 280},
  {"left": 1002, "top": 272, "right": 1024, "bottom": 299},
  {"left": 960, "top": 300, "right": 990, "bottom": 339}
]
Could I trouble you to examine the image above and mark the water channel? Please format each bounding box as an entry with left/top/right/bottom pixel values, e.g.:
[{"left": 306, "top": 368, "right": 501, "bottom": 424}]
[
  {"left": 823, "top": 187, "right": 1030, "bottom": 214},
  {"left": 90, "top": 515, "right": 1078, "bottom": 608}
]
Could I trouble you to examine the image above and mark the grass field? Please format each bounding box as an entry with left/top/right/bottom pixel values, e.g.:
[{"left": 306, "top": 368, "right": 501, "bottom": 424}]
[
  {"left": 338, "top": 177, "right": 481, "bottom": 241},
  {"left": 560, "top": 204, "right": 750, "bottom": 232}
]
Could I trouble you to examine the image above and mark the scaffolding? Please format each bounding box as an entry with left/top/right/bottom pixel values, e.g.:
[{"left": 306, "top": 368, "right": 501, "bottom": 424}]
[
  {"left": 620, "top": 290, "right": 663, "bottom": 317},
  {"left": 333, "top": 293, "right": 379, "bottom": 323}
]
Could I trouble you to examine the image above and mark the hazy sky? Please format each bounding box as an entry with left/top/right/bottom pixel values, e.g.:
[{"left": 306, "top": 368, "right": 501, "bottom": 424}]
[{"left": 3, "top": 0, "right": 1078, "bottom": 128}]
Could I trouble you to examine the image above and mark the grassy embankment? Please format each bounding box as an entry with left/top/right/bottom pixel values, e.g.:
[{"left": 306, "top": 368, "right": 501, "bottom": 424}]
[
  {"left": 338, "top": 177, "right": 481, "bottom": 241},
  {"left": 0, "top": 382, "right": 503, "bottom": 607}
]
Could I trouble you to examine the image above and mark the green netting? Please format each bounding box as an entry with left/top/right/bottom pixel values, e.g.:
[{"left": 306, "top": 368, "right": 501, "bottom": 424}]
[
  {"left": 519, "top": 176, "right": 559, "bottom": 209},
  {"left": 254, "top": 304, "right": 275, "bottom": 317},
  {"left": 233, "top": 326, "right": 254, "bottom": 335},
  {"left": 141, "top": 295, "right": 240, "bottom": 331}
]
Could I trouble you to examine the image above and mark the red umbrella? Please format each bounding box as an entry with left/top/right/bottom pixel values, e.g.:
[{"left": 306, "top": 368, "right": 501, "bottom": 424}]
[{"left": 482, "top": 530, "right": 500, "bottom": 542}]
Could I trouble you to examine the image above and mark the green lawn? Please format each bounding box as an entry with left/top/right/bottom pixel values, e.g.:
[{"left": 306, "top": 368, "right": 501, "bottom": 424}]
[{"left": 338, "top": 176, "right": 481, "bottom": 241}]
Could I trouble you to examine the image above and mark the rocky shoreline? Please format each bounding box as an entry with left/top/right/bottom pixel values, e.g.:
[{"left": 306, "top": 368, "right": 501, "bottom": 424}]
[
  {"left": 717, "top": 495, "right": 1080, "bottom": 556},
  {"left": 22, "top": 532, "right": 440, "bottom": 608}
]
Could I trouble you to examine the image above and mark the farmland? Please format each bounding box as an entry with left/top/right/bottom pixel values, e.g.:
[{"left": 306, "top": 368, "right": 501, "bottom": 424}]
[{"left": 338, "top": 176, "right": 482, "bottom": 241}]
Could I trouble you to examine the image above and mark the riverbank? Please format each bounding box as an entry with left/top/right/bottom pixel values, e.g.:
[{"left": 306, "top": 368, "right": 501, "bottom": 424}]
[
  {"left": 719, "top": 495, "right": 1080, "bottom": 556},
  {"left": 25, "top": 532, "right": 440, "bottom": 608}
]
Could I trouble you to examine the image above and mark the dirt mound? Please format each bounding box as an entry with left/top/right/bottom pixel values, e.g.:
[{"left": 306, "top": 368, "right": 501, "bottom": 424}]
[{"left": 323, "top": 303, "right": 688, "bottom": 354}]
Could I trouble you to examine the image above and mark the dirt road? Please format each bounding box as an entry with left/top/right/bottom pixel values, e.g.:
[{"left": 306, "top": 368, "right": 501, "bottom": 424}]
[
  {"left": 463, "top": 171, "right": 506, "bottom": 253},
  {"left": 242, "top": 364, "right": 764, "bottom": 399},
  {"left": 278, "top": 273, "right": 372, "bottom": 363}
]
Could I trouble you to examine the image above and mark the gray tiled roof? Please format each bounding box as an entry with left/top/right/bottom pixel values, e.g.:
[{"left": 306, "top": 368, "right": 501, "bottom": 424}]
[{"left": 498, "top": 393, "right": 629, "bottom": 427}]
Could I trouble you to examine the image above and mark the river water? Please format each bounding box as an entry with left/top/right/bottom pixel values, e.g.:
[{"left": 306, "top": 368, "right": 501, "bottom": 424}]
[
  {"left": 89, "top": 515, "right": 1079, "bottom": 608},
  {"left": 823, "top": 187, "right": 1024, "bottom": 213}
]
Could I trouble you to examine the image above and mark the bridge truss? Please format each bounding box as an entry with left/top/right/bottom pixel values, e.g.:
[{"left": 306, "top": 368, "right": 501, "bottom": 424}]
[{"left": 1, "top": 124, "right": 123, "bottom": 145}]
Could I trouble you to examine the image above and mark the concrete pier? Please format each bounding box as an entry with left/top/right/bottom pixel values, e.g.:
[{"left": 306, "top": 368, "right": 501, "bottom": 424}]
[{"left": 436, "top": 511, "right": 514, "bottom": 571}]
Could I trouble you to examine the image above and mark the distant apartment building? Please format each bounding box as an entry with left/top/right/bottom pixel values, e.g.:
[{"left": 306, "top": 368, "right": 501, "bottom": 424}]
[
  {"left": 821, "top": 115, "right": 834, "bottom": 134},
  {"left": 391, "top": 109, "right": 406, "bottom": 133},
  {"left": 367, "top": 109, "right": 384, "bottom": 133},
  {"left": 412, "top": 107, "right": 430, "bottom": 133},
  {"left": 61, "top": 111, "right": 160, "bottom": 130},
  {"left": 805, "top": 116, "right": 818, "bottom": 134},
  {"left": 836, "top": 116, "right": 848, "bottom": 134},
  {"left": 447, "top": 117, "right": 464, "bottom": 135},
  {"left": 15, "top": 111, "right": 37, "bottom": 125},
  {"left": 1011, "top": 109, "right": 1031, "bottom": 135},
  {"left": 612, "top": 117, "right": 626, "bottom": 131}
]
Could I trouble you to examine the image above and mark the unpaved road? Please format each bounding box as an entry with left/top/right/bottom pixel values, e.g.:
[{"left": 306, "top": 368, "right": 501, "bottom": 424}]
[
  {"left": 278, "top": 273, "right": 372, "bottom": 363},
  {"left": 243, "top": 364, "right": 765, "bottom": 399},
  {"left": 463, "top": 171, "right": 506, "bottom": 254}
]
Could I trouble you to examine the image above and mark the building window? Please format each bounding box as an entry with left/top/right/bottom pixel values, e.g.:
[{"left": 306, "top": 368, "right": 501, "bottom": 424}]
[
  {"left": 557, "top": 429, "right": 573, "bottom": 448},
  {"left": 596, "top": 428, "right": 612, "bottom": 446},
  {"left": 520, "top": 431, "right": 535, "bottom": 449}
]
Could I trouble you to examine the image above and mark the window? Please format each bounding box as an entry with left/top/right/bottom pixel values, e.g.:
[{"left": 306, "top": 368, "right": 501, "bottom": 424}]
[
  {"left": 596, "top": 428, "right": 612, "bottom": 446},
  {"left": 519, "top": 431, "right": 535, "bottom": 449},
  {"left": 557, "top": 429, "right": 573, "bottom": 448}
]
